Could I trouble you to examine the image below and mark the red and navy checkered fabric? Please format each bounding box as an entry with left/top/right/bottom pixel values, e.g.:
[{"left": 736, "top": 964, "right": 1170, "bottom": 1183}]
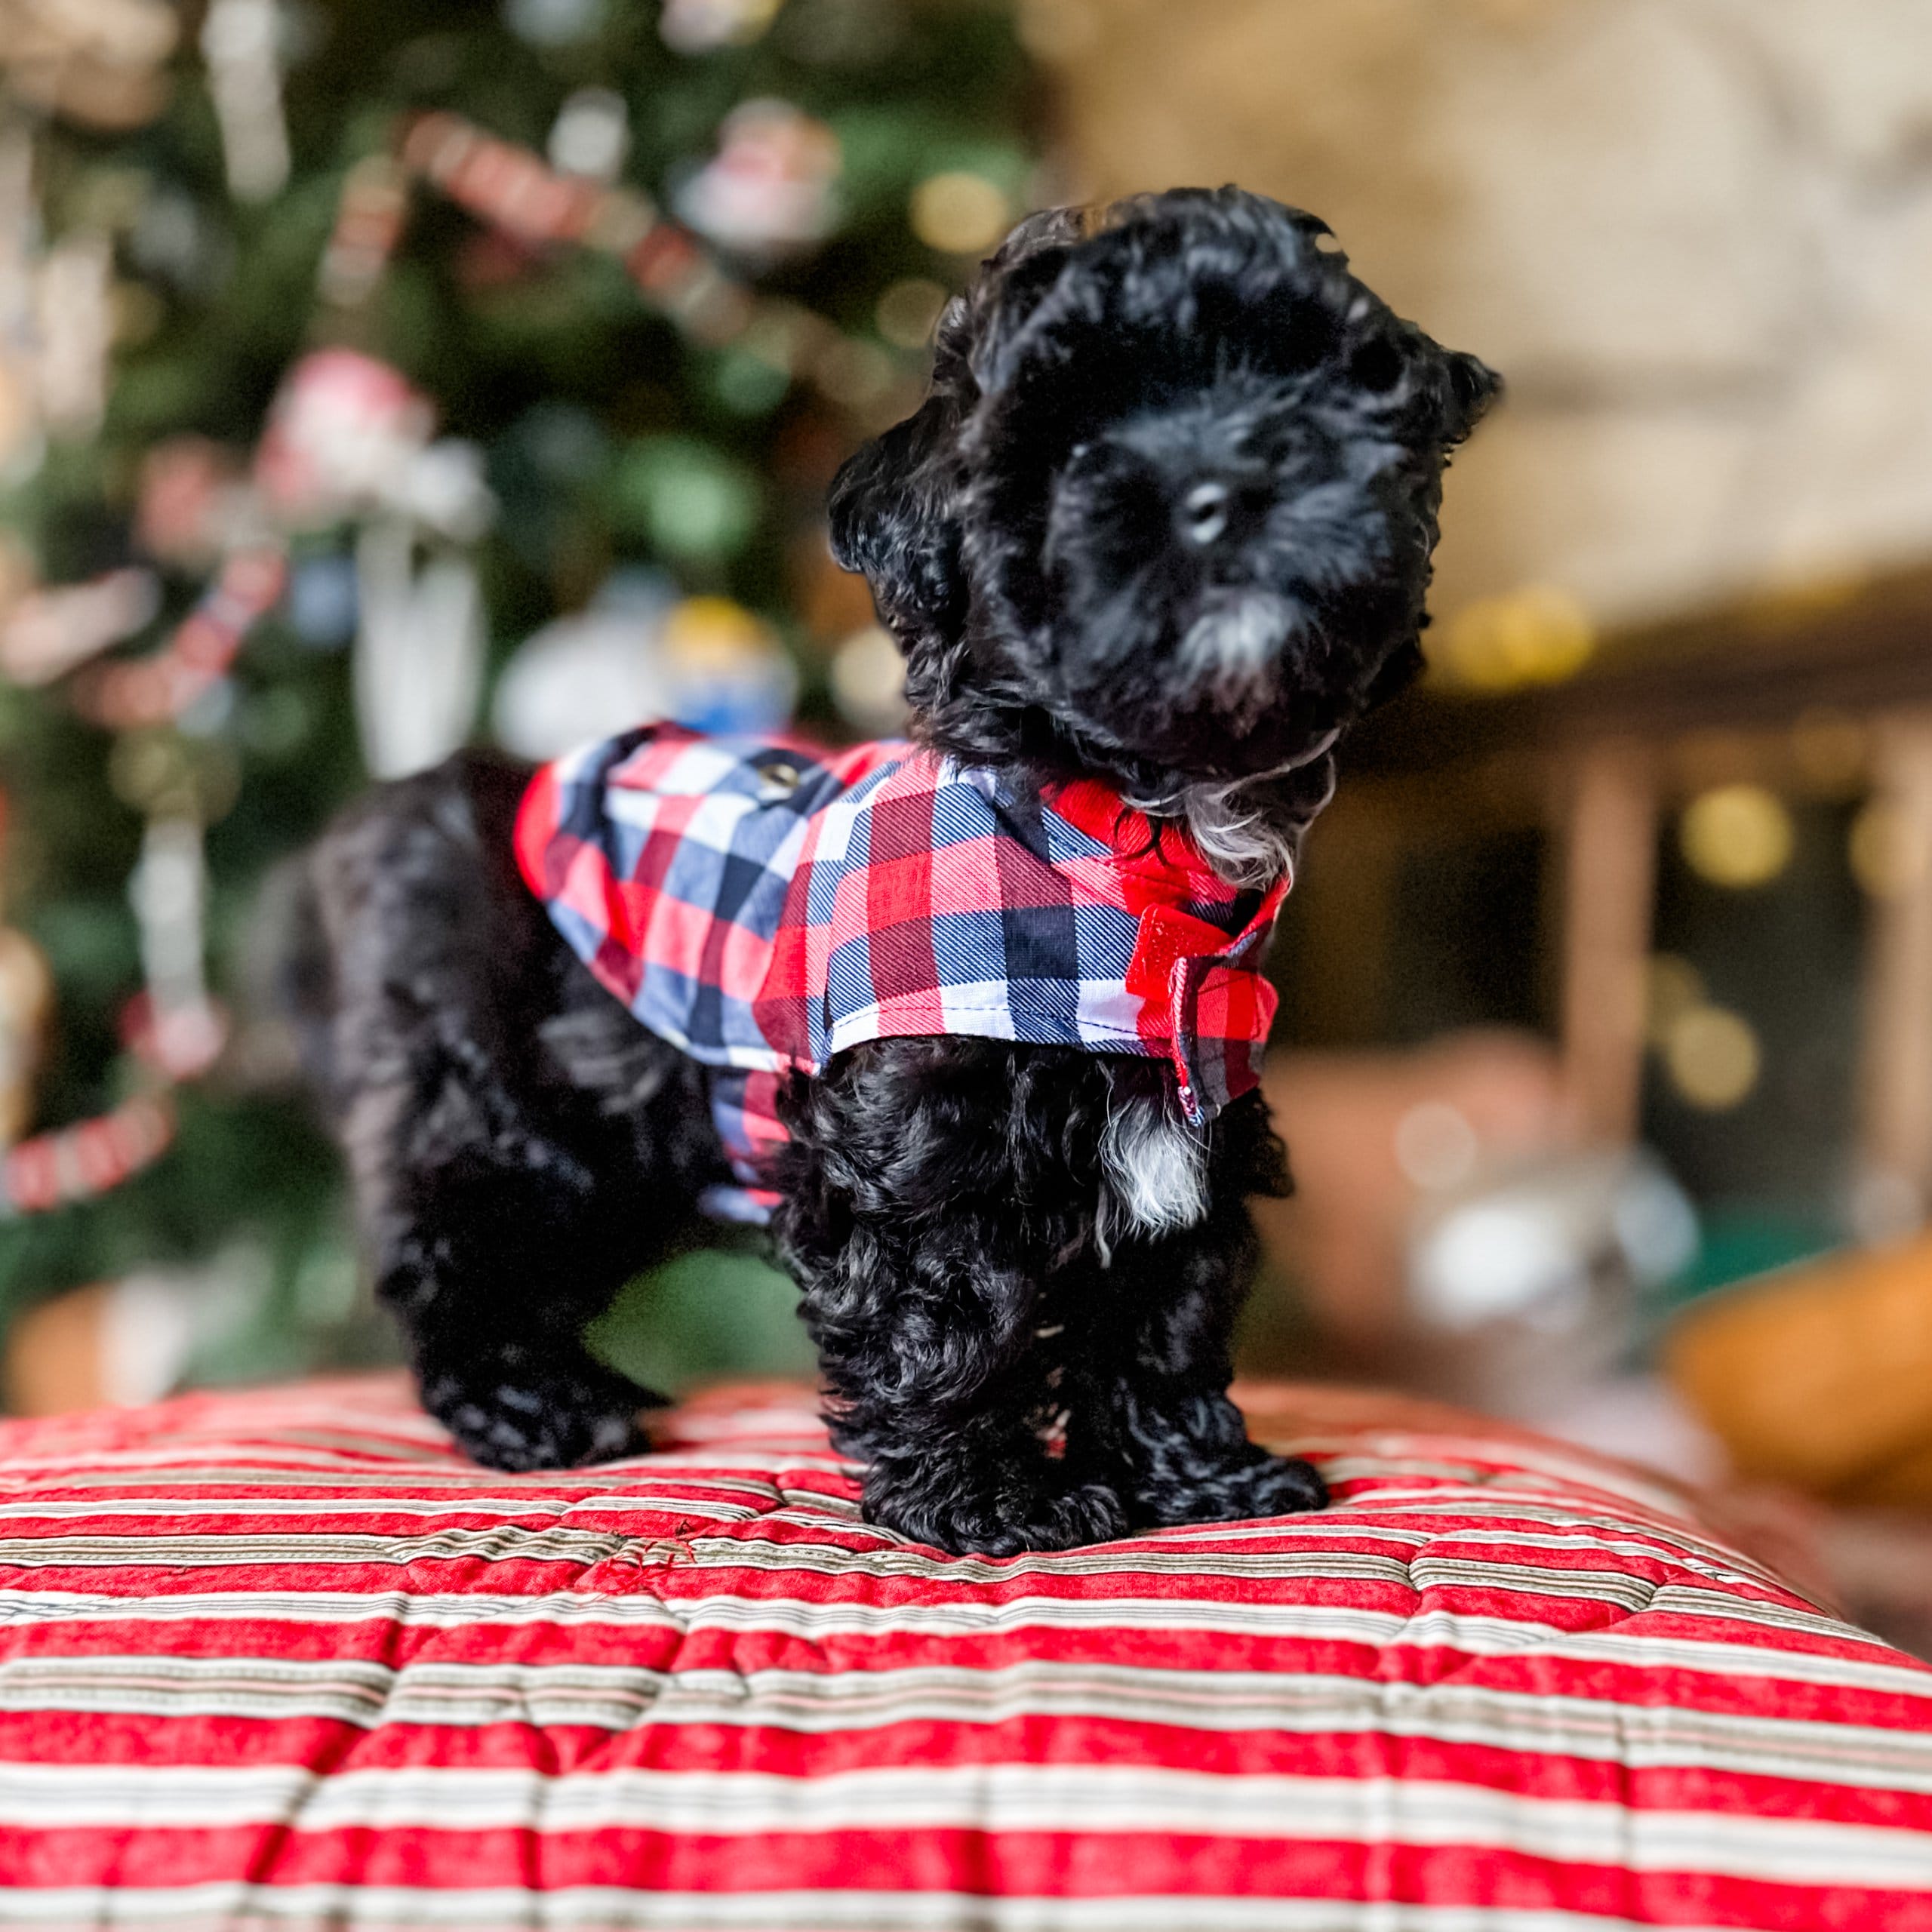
[{"left": 514, "top": 725, "right": 1288, "bottom": 1217}]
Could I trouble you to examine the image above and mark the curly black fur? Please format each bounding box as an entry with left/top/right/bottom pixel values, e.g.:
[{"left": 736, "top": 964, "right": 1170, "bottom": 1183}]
[{"left": 292, "top": 188, "right": 1496, "bottom": 1551}]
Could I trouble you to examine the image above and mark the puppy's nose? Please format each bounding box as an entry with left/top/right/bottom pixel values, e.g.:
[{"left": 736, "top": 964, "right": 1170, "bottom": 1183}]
[{"left": 1180, "top": 479, "right": 1232, "bottom": 547}]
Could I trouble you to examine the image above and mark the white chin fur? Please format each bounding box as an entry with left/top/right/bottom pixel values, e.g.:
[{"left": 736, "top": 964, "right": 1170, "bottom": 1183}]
[
  {"left": 1124, "top": 733, "right": 1339, "bottom": 890},
  {"left": 1178, "top": 593, "right": 1295, "bottom": 724},
  {"left": 1097, "top": 1094, "right": 1209, "bottom": 1266}
]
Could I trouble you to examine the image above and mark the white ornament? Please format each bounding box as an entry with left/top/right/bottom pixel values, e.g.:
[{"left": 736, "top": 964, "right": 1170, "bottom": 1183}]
[
  {"left": 129, "top": 814, "right": 223, "bottom": 1077},
  {"left": 675, "top": 100, "right": 840, "bottom": 256},
  {"left": 829, "top": 622, "right": 907, "bottom": 734},
  {"left": 353, "top": 518, "right": 485, "bottom": 780},
  {"left": 548, "top": 88, "right": 631, "bottom": 184},
  {"left": 200, "top": 0, "right": 291, "bottom": 203},
  {"left": 389, "top": 438, "right": 495, "bottom": 543},
  {"left": 491, "top": 575, "right": 676, "bottom": 762},
  {"left": 503, "top": 0, "right": 604, "bottom": 46},
  {"left": 660, "top": 0, "right": 783, "bottom": 53},
  {"left": 35, "top": 233, "right": 112, "bottom": 437}
]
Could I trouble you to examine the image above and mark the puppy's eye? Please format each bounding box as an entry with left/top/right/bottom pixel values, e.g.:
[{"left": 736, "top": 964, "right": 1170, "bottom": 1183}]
[{"left": 1349, "top": 339, "right": 1405, "bottom": 395}]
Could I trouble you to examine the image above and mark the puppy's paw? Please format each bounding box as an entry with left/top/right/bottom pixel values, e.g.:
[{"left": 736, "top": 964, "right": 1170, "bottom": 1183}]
[
  {"left": 1135, "top": 1451, "right": 1328, "bottom": 1529},
  {"left": 871, "top": 1478, "right": 1128, "bottom": 1557},
  {"left": 424, "top": 1357, "right": 657, "bottom": 1471}
]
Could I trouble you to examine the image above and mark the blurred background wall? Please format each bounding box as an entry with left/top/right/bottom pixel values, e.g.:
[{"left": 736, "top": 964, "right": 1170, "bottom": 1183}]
[{"left": 1044, "top": 0, "right": 1932, "bottom": 627}]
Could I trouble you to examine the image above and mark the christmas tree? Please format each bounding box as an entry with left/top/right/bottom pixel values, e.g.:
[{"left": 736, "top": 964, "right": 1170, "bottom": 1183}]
[{"left": 0, "top": 0, "right": 1037, "bottom": 1395}]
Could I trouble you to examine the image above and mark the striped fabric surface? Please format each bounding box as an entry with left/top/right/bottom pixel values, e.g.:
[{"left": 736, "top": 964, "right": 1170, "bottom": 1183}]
[{"left": 0, "top": 1375, "right": 1927, "bottom": 1929}]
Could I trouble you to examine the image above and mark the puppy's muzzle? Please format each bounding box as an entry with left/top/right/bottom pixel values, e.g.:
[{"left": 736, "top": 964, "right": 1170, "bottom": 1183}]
[{"left": 1177, "top": 591, "right": 1299, "bottom": 727}]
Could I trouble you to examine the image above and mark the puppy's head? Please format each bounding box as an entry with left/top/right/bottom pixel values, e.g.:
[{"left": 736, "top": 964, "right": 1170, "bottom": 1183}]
[{"left": 830, "top": 188, "right": 1499, "bottom": 780}]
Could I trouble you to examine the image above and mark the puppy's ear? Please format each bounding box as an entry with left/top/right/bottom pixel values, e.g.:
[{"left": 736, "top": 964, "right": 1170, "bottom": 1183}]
[
  {"left": 960, "top": 204, "right": 1089, "bottom": 395},
  {"left": 966, "top": 242, "right": 1077, "bottom": 395},
  {"left": 1361, "top": 636, "right": 1425, "bottom": 712},
  {"left": 1441, "top": 351, "right": 1502, "bottom": 445},
  {"left": 826, "top": 388, "right": 964, "bottom": 646}
]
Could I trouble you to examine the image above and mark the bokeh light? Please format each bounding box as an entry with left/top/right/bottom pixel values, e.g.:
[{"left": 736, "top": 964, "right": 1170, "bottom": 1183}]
[
  {"left": 1644, "top": 953, "right": 1706, "bottom": 1048},
  {"left": 909, "top": 171, "right": 1011, "bottom": 255},
  {"left": 1678, "top": 783, "right": 1794, "bottom": 889},
  {"left": 1664, "top": 1004, "right": 1761, "bottom": 1111},
  {"left": 1432, "top": 583, "right": 1595, "bottom": 691},
  {"left": 875, "top": 277, "right": 949, "bottom": 349}
]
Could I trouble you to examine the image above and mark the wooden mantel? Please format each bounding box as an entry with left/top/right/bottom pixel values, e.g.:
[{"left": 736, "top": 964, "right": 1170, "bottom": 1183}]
[{"left": 1339, "top": 560, "right": 1932, "bottom": 1195}]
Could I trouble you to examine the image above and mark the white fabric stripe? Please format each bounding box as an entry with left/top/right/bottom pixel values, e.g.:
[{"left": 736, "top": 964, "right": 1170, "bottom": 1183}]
[
  {"left": 0, "top": 1883, "right": 1741, "bottom": 1930},
  {"left": 0, "top": 1449, "right": 851, "bottom": 1484},
  {"left": 3, "top": 1655, "right": 1929, "bottom": 1789},
  {"left": 0, "top": 1516, "right": 1833, "bottom": 1618},
  {"left": 0, "top": 1485, "right": 824, "bottom": 1520},
  {"left": 0, "top": 1764, "right": 1923, "bottom": 1885},
  {"left": 0, "top": 1589, "right": 1919, "bottom": 1697}
]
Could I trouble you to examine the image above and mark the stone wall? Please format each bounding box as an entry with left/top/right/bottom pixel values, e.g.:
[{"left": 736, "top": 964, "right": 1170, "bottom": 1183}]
[{"left": 1041, "top": 0, "right": 1932, "bottom": 629}]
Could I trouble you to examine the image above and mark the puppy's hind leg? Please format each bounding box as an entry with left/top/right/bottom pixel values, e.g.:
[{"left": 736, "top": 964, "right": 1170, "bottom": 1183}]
[{"left": 302, "top": 752, "right": 727, "bottom": 1470}]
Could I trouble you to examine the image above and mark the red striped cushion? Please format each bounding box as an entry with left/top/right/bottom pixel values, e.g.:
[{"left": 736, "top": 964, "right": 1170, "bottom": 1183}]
[{"left": 0, "top": 1373, "right": 1926, "bottom": 1927}]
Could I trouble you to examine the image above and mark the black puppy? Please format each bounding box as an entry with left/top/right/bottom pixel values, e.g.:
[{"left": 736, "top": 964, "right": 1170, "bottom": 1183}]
[{"left": 294, "top": 189, "right": 1496, "bottom": 1554}]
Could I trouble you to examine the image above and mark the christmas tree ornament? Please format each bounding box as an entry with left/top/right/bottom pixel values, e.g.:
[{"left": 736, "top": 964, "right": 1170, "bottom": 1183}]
[
  {"left": 286, "top": 551, "right": 358, "bottom": 649},
  {"left": 34, "top": 232, "right": 112, "bottom": 437},
  {"left": 399, "top": 113, "right": 605, "bottom": 252},
  {"left": 398, "top": 112, "right": 753, "bottom": 354},
  {"left": 828, "top": 621, "right": 906, "bottom": 735},
  {"left": 0, "top": 924, "right": 51, "bottom": 1146},
  {"left": 0, "top": 1091, "right": 176, "bottom": 1217},
  {"left": 316, "top": 155, "right": 410, "bottom": 309},
  {"left": 654, "top": 594, "right": 795, "bottom": 734},
  {"left": 352, "top": 518, "right": 485, "bottom": 780},
  {"left": 675, "top": 100, "right": 840, "bottom": 257},
  {"left": 126, "top": 813, "right": 225, "bottom": 1081},
  {"left": 547, "top": 88, "right": 631, "bottom": 185},
  {"left": 0, "top": 355, "right": 35, "bottom": 478},
  {"left": 392, "top": 109, "right": 894, "bottom": 394},
  {"left": 660, "top": 0, "right": 786, "bottom": 54},
  {"left": 0, "top": 567, "right": 159, "bottom": 688},
  {"left": 491, "top": 570, "right": 678, "bottom": 762},
  {"left": 74, "top": 547, "right": 288, "bottom": 731},
  {"left": 0, "top": 131, "right": 35, "bottom": 476},
  {"left": 494, "top": 579, "right": 795, "bottom": 757},
  {"left": 106, "top": 727, "right": 241, "bottom": 826},
  {"left": 0, "top": 0, "right": 177, "bottom": 131},
  {"left": 136, "top": 437, "right": 253, "bottom": 568},
  {"left": 776, "top": 0, "right": 903, "bottom": 66},
  {"left": 254, "top": 349, "right": 433, "bottom": 528},
  {"left": 386, "top": 438, "right": 496, "bottom": 544},
  {"left": 613, "top": 435, "right": 760, "bottom": 563},
  {"left": 501, "top": 0, "right": 603, "bottom": 47},
  {"left": 128, "top": 184, "right": 217, "bottom": 292},
  {"left": 200, "top": 0, "right": 292, "bottom": 204}
]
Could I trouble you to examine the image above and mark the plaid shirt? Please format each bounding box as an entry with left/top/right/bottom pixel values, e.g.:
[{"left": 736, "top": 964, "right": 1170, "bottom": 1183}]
[{"left": 515, "top": 724, "right": 1289, "bottom": 1220}]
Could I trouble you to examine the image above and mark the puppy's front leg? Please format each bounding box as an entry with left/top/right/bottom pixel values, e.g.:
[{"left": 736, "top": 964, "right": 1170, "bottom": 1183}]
[
  {"left": 1078, "top": 1092, "right": 1327, "bottom": 1529},
  {"left": 774, "top": 1041, "right": 1127, "bottom": 1556}
]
